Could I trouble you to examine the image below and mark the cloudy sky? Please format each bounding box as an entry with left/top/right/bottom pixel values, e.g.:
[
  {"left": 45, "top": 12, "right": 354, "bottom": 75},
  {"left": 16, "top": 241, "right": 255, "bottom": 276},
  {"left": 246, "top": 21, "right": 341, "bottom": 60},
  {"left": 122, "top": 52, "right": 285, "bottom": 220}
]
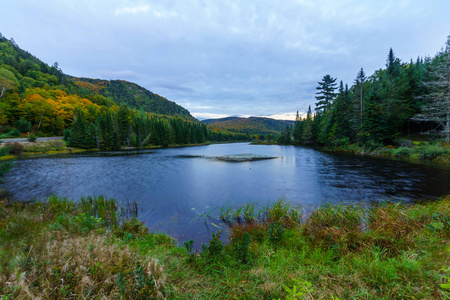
[{"left": 2, "top": 1, "right": 449, "bottom": 120}]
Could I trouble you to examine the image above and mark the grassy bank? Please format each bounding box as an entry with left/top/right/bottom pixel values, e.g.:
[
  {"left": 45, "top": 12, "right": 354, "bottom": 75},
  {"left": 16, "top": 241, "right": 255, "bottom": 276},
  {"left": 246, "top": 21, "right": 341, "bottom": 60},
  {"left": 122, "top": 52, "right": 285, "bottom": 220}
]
[
  {"left": 0, "top": 139, "right": 216, "bottom": 161},
  {"left": 0, "top": 139, "right": 88, "bottom": 160},
  {"left": 1, "top": 196, "right": 450, "bottom": 299},
  {"left": 324, "top": 140, "right": 450, "bottom": 169}
]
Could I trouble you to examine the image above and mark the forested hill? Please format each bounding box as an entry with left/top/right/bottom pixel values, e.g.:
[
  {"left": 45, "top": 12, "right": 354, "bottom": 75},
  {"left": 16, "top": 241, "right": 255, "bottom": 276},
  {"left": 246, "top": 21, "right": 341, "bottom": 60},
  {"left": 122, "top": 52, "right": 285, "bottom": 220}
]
[
  {"left": 0, "top": 34, "right": 194, "bottom": 136},
  {"left": 70, "top": 77, "right": 194, "bottom": 121},
  {"left": 202, "top": 117, "right": 295, "bottom": 135}
]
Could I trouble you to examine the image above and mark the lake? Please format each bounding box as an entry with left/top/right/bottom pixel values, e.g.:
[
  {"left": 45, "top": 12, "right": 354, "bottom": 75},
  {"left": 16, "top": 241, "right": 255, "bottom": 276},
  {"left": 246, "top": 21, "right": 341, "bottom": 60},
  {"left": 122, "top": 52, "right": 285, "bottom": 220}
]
[{"left": 4, "top": 143, "right": 450, "bottom": 246}]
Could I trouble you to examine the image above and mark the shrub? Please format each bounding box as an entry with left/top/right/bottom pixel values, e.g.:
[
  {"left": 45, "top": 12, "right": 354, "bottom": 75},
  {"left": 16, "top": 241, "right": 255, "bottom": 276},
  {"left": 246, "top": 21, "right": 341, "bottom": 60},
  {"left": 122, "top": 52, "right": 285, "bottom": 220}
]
[
  {"left": 233, "top": 231, "right": 252, "bottom": 264},
  {"left": 28, "top": 133, "right": 37, "bottom": 142},
  {"left": 201, "top": 231, "right": 224, "bottom": 260},
  {"left": 268, "top": 221, "right": 285, "bottom": 245},
  {"left": 393, "top": 147, "right": 410, "bottom": 158},
  {"left": 10, "top": 128, "right": 20, "bottom": 137},
  {"left": 3, "top": 142, "right": 24, "bottom": 156},
  {"left": 63, "top": 128, "right": 70, "bottom": 142}
]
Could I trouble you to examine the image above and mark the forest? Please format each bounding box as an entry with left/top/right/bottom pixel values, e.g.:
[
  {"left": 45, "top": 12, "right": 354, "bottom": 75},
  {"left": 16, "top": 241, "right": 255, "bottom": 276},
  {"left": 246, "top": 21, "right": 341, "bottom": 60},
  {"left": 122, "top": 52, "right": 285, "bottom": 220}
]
[
  {"left": 202, "top": 116, "right": 295, "bottom": 136},
  {"left": 0, "top": 34, "right": 249, "bottom": 148},
  {"left": 279, "top": 37, "right": 450, "bottom": 150}
]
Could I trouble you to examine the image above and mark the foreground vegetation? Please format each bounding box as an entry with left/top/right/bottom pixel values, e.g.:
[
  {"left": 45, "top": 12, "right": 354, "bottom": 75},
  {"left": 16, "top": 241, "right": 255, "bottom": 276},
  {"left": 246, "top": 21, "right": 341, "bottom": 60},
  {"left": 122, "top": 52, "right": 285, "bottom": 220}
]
[{"left": 1, "top": 196, "right": 450, "bottom": 299}]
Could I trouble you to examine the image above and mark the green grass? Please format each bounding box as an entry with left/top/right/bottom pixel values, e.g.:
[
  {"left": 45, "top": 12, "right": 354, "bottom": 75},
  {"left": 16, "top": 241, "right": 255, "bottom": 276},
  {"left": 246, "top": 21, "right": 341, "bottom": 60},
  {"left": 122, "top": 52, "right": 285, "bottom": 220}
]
[
  {"left": 331, "top": 140, "right": 450, "bottom": 169},
  {"left": 1, "top": 196, "right": 450, "bottom": 299}
]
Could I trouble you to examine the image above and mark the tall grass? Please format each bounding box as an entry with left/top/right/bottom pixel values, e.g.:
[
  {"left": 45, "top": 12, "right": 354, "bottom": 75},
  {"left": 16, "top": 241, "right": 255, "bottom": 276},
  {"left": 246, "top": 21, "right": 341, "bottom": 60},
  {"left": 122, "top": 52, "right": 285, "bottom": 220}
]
[
  {"left": 0, "top": 196, "right": 168, "bottom": 299},
  {"left": 219, "top": 199, "right": 302, "bottom": 227},
  {"left": 1, "top": 195, "right": 450, "bottom": 299}
]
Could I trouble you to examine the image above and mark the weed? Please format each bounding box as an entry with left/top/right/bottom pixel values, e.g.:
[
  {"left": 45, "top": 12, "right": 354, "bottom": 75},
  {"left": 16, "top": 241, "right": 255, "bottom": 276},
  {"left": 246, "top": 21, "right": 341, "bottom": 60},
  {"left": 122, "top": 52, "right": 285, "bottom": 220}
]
[
  {"left": 184, "top": 239, "right": 198, "bottom": 263},
  {"left": 268, "top": 221, "right": 285, "bottom": 245},
  {"left": 441, "top": 266, "right": 450, "bottom": 296},
  {"left": 233, "top": 231, "right": 252, "bottom": 264},
  {"left": 201, "top": 231, "right": 224, "bottom": 261},
  {"left": 279, "top": 279, "right": 314, "bottom": 300},
  {"left": 80, "top": 195, "right": 118, "bottom": 227}
]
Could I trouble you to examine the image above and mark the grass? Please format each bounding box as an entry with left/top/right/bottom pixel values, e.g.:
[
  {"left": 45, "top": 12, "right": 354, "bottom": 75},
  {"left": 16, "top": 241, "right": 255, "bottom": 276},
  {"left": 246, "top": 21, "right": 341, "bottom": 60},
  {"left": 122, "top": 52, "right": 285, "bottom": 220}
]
[
  {"left": 1, "top": 196, "right": 450, "bottom": 299},
  {"left": 330, "top": 140, "right": 450, "bottom": 169}
]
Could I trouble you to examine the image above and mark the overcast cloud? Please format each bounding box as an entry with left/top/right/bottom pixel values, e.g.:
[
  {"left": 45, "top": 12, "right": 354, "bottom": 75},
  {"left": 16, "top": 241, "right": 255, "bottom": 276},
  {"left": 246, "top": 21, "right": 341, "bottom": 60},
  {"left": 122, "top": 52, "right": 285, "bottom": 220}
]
[{"left": 2, "top": 0, "right": 449, "bottom": 120}]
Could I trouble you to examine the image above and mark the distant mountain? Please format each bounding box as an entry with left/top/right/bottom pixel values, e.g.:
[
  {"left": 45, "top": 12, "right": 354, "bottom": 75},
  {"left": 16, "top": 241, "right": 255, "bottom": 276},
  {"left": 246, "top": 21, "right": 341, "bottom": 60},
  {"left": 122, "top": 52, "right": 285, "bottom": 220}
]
[
  {"left": 202, "top": 117, "right": 295, "bottom": 135},
  {"left": 71, "top": 77, "right": 195, "bottom": 120}
]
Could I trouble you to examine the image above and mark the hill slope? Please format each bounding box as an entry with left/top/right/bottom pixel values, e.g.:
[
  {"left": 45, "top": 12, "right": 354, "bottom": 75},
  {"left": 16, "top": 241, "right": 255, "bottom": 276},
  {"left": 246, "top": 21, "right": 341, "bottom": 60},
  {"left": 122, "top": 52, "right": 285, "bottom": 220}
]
[
  {"left": 202, "top": 117, "right": 295, "bottom": 135},
  {"left": 0, "top": 34, "right": 195, "bottom": 132},
  {"left": 71, "top": 77, "right": 194, "bottom": 120}
]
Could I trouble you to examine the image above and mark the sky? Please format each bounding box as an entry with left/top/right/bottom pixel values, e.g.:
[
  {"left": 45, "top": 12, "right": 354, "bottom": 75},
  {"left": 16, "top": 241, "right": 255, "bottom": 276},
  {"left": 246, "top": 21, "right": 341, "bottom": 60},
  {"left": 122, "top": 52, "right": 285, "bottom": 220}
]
[{"left": 1, "top": 0, "right": 450, "bottom": 120}]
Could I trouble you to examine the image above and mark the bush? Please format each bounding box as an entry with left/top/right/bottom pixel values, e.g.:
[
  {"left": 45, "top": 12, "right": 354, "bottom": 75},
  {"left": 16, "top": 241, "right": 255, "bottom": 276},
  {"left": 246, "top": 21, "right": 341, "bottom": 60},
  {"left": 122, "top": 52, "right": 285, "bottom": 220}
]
[
  {"left": 201, "top": 231, "right": 224, "bottom": 260},
  {"left": 393, "top": 147, "right": 410, "bottom": 158},
  {"left": 268, "top": 221, "right": 285, "bottom": 245},
  {"left": 14, "top": 118, "right": 32, "bottom": 133},
  {"left": 10, "top": 128, "right": 20, "bottom": 137},
  {"left": 233, "top": 231, "right": 252, "bottom": 264},
  {"left": 63, "top": 129, "right": 70, "bottom": 142},
  {"left": 364, "top": 140, "right": 384, "bottom": 151},
  {"left": 3, "top": 142, "right": 24, "bottom": 155},
  {"left": 28, "top": 133, "right": 37, "bottom": 143}
]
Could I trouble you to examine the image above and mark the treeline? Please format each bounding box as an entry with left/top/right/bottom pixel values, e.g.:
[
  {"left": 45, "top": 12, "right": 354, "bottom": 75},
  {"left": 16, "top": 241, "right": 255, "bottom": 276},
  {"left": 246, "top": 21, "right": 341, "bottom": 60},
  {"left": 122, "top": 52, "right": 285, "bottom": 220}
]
[
  {"left": 281, "top": 36, "right": 450, "bottom": 147},
  {"left": 66, "top": 105, "right": 249, "bottom": 150}
]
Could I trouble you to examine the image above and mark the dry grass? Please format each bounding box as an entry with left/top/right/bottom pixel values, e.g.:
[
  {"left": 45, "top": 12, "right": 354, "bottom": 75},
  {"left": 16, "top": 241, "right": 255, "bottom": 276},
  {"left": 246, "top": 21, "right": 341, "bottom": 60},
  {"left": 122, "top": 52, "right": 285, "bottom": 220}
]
[
  {"left": 0, "top": 196, "right": 168, "bottom": 299},
  {"left": 1, "top": 231, "right": 166, "bottom": 299}
]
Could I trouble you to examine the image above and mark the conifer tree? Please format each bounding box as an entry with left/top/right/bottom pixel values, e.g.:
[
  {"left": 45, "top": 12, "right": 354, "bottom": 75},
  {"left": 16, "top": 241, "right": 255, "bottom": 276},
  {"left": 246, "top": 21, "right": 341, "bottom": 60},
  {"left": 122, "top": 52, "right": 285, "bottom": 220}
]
[
  {"left": 315, "top": 75, "right": 337, "bottom": 113},
  {"left": 68, "top": 109, "right": 90, "bottom": 148}
]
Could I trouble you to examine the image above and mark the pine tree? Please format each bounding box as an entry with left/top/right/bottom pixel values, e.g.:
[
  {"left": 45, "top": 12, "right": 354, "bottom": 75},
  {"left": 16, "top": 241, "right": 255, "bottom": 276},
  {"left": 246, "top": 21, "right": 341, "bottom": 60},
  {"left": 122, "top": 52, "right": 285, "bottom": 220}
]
[
  {"left": 293, "top": 110, "right": 303, "bottom": 144},
  {"left": 302, "top": 105, "right": 314, "bottom": 144},
  {"left": 117, "top": 104, "right": 131, "bottom": 146},
  {"left": 315, "top": 75, "right": 337, "bottom": 113},
  {"left": 354, "top": 68, "right": 366, "bottom": 128},
  {"left": 68, "top": 109, "right": 90, "bottom": 148}
]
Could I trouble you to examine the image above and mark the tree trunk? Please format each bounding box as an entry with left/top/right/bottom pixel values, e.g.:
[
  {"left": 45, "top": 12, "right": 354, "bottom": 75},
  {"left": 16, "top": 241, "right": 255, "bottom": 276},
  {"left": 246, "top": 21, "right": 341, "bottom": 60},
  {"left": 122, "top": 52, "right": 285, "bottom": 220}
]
[
  {"left": 37, "top": 113, "right": 44, "bottom": 130},
  {"left": 140, "top": 132, "right": 152, "bottom": 147}
]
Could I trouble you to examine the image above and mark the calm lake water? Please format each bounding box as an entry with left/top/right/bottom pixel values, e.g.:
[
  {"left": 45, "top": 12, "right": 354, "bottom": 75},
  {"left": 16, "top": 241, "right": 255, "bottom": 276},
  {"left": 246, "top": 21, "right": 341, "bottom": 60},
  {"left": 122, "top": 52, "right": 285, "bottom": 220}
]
[{"left": 4, "top": 143, "right": 450, "bottom": 246}]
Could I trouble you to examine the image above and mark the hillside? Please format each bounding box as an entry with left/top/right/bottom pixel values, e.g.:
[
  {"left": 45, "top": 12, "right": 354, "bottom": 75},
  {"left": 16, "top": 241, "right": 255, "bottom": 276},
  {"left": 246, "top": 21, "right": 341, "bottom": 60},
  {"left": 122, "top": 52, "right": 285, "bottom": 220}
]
[
  {"left": 0, "top": 34, "right": 195, "bottom": 136},
  {"left": 202, "top": 116, "right": 295, "bottom": 135},
  {"left": 71, "top": 77, "right": 194, "bottom": 120}
]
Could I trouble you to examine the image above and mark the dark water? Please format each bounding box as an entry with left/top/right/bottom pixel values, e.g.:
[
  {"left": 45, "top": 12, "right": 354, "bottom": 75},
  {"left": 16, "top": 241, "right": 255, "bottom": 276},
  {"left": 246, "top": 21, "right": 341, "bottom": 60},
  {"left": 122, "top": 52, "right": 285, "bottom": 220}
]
[{"left": 4, "top": 143, "right": 450, "bottom": 246}]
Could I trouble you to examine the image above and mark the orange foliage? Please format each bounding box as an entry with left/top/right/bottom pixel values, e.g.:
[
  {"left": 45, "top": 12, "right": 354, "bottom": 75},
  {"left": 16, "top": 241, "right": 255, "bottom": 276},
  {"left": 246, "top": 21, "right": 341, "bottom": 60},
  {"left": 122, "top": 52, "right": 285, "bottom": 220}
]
[
  {"left": 72, "top": 79, "right": 106, "bottom": 94},
  {"left": 23, "top": 87, "right": 101, "bottom": 127}
]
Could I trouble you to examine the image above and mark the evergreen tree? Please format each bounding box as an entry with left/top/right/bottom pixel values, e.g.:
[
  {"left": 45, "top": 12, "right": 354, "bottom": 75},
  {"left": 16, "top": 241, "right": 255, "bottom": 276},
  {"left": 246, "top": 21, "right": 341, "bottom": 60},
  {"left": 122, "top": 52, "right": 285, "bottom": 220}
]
[
  {"left": 293, "top": 110, "right": 303, "bottom": 144},
  {"left": 354, "top": 68, "right": 366, "bottom": 128},
  {"left": 117, "top": 104, "right": 131, "bottom": 146},
  {"left": 68, "top": 109, "right": 90, "bottom": 148},
  {"left": 97, "top": 112, "right": 119, "bottom": 150},
  {"left": 315, "top": 75, "right": 337, "bottom": 113},
  {"left": 302, "top": 105, "right": 314, "bottom": 144}
]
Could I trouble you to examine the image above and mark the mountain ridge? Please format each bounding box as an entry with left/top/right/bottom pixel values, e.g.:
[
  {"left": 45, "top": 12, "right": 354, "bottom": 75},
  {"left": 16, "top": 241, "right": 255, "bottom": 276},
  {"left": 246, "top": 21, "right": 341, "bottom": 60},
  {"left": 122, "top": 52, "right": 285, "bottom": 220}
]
[{"left": 202, "top": 116, "right": 295, "bottom": 135}]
